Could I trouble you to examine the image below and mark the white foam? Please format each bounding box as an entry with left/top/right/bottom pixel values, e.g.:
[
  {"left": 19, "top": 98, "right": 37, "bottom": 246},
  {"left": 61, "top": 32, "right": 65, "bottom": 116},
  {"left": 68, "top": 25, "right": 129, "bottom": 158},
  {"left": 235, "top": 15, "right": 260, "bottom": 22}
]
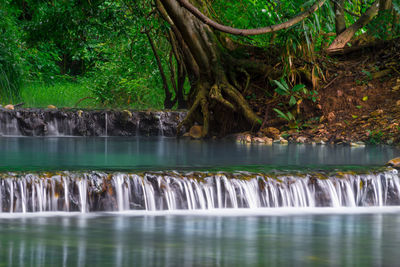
[{"left": 2, "top": 206, "right": 400, "bottom": 219}]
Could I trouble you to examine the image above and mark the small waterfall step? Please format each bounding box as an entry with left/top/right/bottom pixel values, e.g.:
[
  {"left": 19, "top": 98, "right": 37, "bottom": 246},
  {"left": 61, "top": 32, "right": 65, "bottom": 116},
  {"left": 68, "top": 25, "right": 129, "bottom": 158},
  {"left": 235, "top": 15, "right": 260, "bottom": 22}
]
[
  {"left": 0, "top": 170, "right": 399, "bottom": 213},
  {"left": 0, "top": 109, "right": 185, "bottom": 136}
]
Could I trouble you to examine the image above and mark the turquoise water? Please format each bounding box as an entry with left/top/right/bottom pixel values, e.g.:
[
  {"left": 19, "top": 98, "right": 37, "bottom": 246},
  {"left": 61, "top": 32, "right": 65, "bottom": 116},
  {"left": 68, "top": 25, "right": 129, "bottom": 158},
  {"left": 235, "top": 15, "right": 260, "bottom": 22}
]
[
  {"left": 1, "top": 136, "right": 400, "bottom": 266},
  {"left": 0, "top": 137, "right": 397, "bottom": 171},
  {"left": 1, "top": 211, "right": 400, "bottom": 266}
]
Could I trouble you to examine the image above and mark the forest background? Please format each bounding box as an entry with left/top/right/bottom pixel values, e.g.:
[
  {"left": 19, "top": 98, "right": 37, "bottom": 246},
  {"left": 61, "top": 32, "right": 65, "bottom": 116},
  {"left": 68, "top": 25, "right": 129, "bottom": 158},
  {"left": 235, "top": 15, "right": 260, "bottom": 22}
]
[{"left": 1, "top": 0, "right": 399, "bottom": 140}]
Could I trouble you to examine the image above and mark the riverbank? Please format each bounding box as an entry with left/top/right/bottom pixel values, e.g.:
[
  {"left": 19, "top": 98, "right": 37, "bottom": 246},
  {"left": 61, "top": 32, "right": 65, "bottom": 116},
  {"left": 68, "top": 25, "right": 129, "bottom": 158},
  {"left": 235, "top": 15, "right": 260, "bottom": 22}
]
[{"left": 247, "top": 39, "right": 400, "bottom": 146}]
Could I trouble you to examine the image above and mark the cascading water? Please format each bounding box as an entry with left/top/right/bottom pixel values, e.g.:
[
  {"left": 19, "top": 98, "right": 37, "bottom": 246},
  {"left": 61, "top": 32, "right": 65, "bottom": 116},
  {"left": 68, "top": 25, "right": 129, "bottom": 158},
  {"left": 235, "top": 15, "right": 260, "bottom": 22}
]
[
  {"left": 1, "top": 170, "right": 399, "bottom": 213},
  {"left": 0, "top": 110, "right": 185, "bottom": 137},
  {"left": 104, "top": 112, "right": 108, "bottom": 137}
]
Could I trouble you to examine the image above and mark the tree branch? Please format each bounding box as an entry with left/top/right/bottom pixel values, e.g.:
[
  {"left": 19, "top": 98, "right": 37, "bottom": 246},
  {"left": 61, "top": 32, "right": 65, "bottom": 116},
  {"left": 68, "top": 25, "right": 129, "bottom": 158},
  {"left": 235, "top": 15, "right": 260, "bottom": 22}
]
[{"left": 175, "top": 0, "right": 326, "bottom": 36}]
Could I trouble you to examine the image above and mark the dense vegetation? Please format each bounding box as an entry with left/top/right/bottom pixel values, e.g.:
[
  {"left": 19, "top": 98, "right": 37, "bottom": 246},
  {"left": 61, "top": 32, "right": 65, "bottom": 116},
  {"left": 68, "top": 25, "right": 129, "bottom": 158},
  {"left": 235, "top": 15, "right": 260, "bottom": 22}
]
[{"left": 1, "top": 0, "right": 399, "bottom": 136}]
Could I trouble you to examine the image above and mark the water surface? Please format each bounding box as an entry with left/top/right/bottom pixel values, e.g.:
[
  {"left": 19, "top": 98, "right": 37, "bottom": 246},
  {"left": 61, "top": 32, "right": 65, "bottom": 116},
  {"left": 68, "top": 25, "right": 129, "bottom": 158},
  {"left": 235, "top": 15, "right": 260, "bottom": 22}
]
[
  {"left": 1, "top": 211, "right": 400, "bottom": 266},
  {"left": 0, "top": 137, "right": 398, "bottom": 171}
]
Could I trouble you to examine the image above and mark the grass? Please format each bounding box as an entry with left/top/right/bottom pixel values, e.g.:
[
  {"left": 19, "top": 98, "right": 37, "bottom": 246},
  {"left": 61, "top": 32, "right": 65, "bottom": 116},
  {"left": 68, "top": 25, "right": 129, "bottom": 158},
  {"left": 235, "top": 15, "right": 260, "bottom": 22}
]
[
  {"left": 1, "top": 75, "right": 173, "bottom": 110},
  {"left": 16, "top": 79, "right": 98, "bottom": 108}
]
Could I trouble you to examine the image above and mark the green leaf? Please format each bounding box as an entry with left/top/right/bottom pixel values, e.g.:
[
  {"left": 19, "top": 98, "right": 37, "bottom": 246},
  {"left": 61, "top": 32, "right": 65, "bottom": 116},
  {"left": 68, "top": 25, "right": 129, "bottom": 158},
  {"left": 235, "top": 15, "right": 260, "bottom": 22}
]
[
  {"left": 273, "top": 108, "right": 289, "bottom": 121},
  {"left": 289, "top": 96, "right": 297, "bottom": 106},
  {"left": 292, "top": 84, "right": 305, "bottom": 92},
  {"left": 273, "top": 79, "right": 289, "bottom": 95},
  {"left": 287, "top": 111, "right": 295, "bottom": 121},
  {"left": 275, "top": 88, "right": 287, "bottom": 96}
]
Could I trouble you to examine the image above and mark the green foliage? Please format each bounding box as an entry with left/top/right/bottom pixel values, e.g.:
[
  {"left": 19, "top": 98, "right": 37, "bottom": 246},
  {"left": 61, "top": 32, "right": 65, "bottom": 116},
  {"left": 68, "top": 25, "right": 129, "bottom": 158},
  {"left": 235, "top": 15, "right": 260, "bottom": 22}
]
[
  {"left": 0, "top": 1, "right": 23, "bottom": 102},
  {"left": 367, "top": 10, "right": 400, "bottom": 39},
  {"left": 273, "top": 79, "right": 317, "bottom": 105},
  {"left": 272, "top": 78, "right": 317, "bottom": 128},
  {"left": 1, "top": 0, "right": 399, "bottom": 110},
  {"left": 89, "top": 60, "right": 164, "bottom": 109},
  {"left": 273, "top": 108, "right": 295, "bottom": 122},
  {"left": 367, "top": 130, "right": 384, "bottom": 144}
]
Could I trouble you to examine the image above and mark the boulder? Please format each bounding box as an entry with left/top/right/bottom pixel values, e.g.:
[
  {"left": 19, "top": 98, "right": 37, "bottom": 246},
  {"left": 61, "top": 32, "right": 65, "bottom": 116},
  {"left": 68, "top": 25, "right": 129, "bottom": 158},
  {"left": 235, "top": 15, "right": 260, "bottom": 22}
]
[
  {"left": 189, "top": 125, "right": 203, "bottom": 139},
  {"left": 350, "top": 141, "right": 365, "bottom": 147},
  {"left": 296, "top": 136, "right": 307, "bottom": 143},
  {"left": 387, "top": 157, "right": 400, "bottom": 169},
  {"left": 263, "top": 137, "right": 273, "bottom": 145},
  {"left": 280, "top": 139, "right": 288, "bottom": 145},
  {"left": 4, "top": 104, "right": 14, "bottom": 110}
]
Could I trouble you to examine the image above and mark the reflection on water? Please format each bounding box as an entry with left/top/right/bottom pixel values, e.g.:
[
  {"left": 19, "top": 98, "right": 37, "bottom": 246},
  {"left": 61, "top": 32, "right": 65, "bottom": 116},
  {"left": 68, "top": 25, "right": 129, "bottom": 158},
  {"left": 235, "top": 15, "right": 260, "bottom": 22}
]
[
  {"left": 1, "top": 213, "right": 400, "bottom": 266},
  {"left": 0, "top": 137, "right": 399, "bottom": 171}
]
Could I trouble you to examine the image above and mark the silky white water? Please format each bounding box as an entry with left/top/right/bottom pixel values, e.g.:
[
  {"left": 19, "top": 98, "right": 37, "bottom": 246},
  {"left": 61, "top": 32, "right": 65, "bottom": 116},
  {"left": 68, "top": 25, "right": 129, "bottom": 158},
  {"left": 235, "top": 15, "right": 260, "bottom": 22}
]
[{"left": 1, "top": 170, "right": 399, "bottom": 213}]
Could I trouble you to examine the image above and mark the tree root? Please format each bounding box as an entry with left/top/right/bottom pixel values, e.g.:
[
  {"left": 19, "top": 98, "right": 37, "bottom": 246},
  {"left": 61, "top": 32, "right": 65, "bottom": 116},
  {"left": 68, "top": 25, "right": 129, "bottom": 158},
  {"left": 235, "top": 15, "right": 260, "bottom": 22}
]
[
  {"left": 237, "top": 68, "right": 251, "bottom": 95},
  {"left": 209, "top": 84, "right": 236, "bottom": 111},
  {"left": 177, "top": 83, "right": 208, "bottom": 136},
  {"left": 178, "top": 79, "right": 261, "bottom": 138},
  {"left": 222, "top": 84, "right": 262, "bottom": 127}
]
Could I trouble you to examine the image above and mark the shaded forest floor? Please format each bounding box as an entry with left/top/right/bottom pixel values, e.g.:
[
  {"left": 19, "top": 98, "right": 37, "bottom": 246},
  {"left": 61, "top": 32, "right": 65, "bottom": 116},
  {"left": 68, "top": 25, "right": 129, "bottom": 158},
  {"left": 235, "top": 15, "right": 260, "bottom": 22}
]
[{"left": 249, "top": 38, "right": 400, "bottom": 145}]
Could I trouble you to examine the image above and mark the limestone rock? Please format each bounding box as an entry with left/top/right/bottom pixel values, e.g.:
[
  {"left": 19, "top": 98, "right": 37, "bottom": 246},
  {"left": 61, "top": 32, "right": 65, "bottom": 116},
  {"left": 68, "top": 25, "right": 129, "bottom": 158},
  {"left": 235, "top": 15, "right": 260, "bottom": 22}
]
[
  {"left": 47, "top": 105, "right": 57, "bottom": 109},
  {"left": 296, "top": 136, "right": 307, "bottom": 143},
  {"left": 0, "top": 109, "right": 185, "bottom": 137},
  {"left": 263, "top": 137, "right": 273, "bottom": 145},
  {"left": 189, "top": 125, "right": 203, "bottom": 139},
  {"left": 244, "top": 134, "right": 252, "bottom": 143},
  {"left": 387, "top": 157, "right": 400, "bottom": 169},
  {"left": 350, "top": 141, "right": 365, "bottom": 147},
  {"left": 4, "top": 104, "right": 14, "bottom": 110},
  {"left": 253, "top": 137, "right": 265, "bottom": 143},
  {"left": 122, "top": 110, "right": 132, "bottom": 118},
  {"left": 261, "top": 127, "right": 280, "bottom": 139}
]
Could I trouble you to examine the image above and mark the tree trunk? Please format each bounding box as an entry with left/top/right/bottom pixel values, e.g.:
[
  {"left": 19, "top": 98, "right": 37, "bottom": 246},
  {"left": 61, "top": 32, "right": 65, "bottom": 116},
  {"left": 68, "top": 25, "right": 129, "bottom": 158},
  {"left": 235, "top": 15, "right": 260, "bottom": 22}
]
[
  {"left": 379, "top": 0, "right": 392, "bottom": 13},
  {"left": 327, "top": 1, "right": 380, "bottom": 52},
  {"left": 158, "top": 0, "right": 263, "bottom": 137},
  {"left": 333, "top": 0, "right": 346, "bottom": 35},
  {"left": 145, "top": 30, "right": 175, "bottom": 109}
]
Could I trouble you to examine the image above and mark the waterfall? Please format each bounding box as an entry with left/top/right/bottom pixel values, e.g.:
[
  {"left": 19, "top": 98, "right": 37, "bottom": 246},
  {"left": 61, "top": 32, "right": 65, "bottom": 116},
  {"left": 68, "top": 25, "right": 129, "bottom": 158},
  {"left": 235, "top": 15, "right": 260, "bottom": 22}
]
[
  {"left": 1, "top": 170, "right": 399, "bottom": 213},
  {"left": 0, "top": 110, "right": 184, "bottom": 137},
  {"left": 104, "top": 112, "right": 108, "bottom": 137}
]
